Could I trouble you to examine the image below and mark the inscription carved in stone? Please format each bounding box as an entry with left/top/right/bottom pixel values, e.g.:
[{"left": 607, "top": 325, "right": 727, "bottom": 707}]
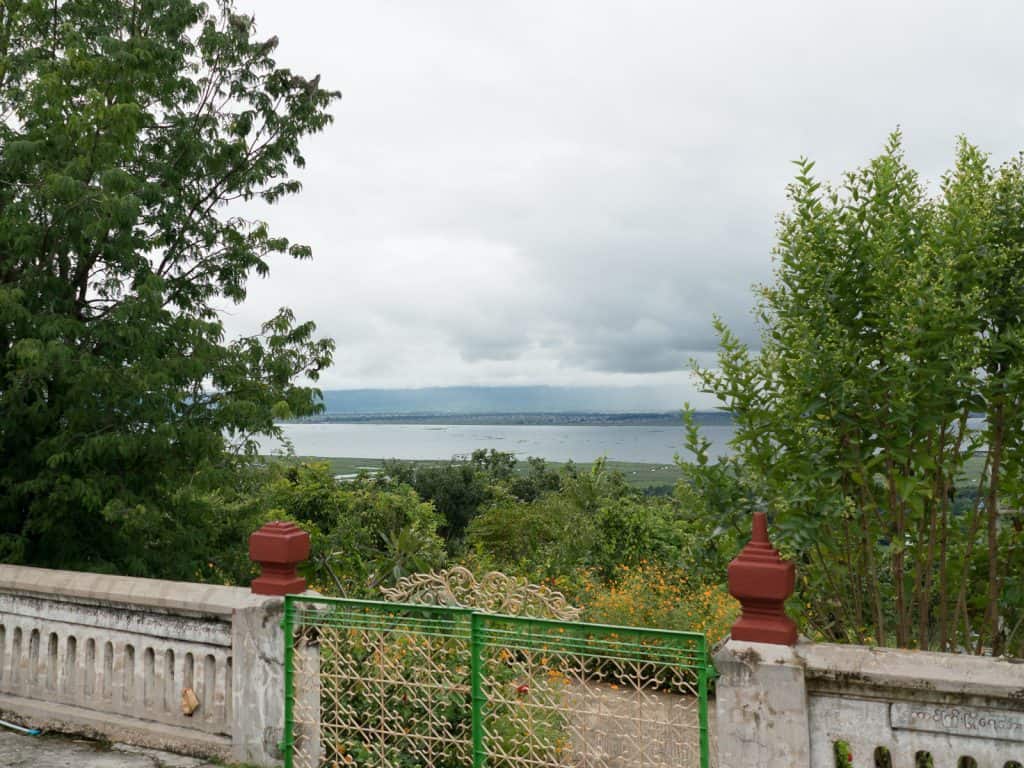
[{"left": 891, "top": 702, "right": 1024, "bottom": 742}]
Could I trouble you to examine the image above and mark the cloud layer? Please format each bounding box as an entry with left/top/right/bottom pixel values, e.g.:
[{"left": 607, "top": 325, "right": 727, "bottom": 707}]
[{"left": 227, "top": 0, "right": 1024, "bottom": 406}]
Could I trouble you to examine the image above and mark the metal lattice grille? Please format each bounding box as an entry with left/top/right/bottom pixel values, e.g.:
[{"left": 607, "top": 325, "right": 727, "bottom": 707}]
[{"left": 284, "top": 596, "right": 713, "bottom": 768}]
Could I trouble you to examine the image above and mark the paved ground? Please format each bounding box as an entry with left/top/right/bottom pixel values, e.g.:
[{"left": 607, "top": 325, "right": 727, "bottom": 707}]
[
  {"left": 0, "top": 729, "right": 221, "bottom": 768},
  {"left": 567, "top": 682, "right": 717, "bottom": 768}
]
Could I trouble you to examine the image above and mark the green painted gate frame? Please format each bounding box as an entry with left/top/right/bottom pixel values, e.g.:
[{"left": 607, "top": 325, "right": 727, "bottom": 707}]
[{"left": 281, "top": 593, "right": 715, "bottom": 768}]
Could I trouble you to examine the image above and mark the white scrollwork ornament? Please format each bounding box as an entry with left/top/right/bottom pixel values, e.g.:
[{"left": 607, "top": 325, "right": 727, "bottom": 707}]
[{"left": 380, "top": 565, "right": 582, "bottom": 621}]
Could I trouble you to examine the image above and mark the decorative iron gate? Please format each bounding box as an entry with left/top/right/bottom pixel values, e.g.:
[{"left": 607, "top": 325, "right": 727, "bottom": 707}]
[{"left": 283, "top": 595, "right": 714, "bottom": 768}]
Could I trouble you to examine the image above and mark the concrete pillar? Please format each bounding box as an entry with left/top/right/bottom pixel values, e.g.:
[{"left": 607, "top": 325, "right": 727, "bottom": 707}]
[
  {"left": 230, "top": 598, "right": 286, "bottom": 767},
  {"left": 233, "top": 523, "right": 316, "bottom": 766},
  {"left": 714, "top": 639, "right": 811, "bottom": 768}
]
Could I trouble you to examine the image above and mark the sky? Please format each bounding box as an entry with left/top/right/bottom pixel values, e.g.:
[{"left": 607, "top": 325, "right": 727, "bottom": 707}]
[{"left": 227, "top": 0, "right": 1024, "bottom": 409}]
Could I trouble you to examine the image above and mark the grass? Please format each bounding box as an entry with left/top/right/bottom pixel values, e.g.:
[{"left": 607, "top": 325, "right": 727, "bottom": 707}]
[{"left": 269, "top": 456, "right": 683, "bottom": 491}]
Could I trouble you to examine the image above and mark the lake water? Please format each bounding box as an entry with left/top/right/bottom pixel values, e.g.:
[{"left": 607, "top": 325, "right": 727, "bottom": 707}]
[{"left": 262, "top": 423, "right": 736, "bottom": 464}]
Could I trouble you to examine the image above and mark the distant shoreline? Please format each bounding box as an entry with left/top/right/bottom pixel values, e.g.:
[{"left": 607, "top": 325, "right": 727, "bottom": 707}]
[{"left": 283, "top": 411, "right": 732, "bottom": 427}]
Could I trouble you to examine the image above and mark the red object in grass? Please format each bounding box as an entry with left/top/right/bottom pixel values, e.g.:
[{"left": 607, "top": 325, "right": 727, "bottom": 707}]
[
  {"left": 727, "top": 511, "right": 798, "bottom": 645},
  {"left": 516, "top": 684, "right": 529, "bottom": 695},
  {"left": 249, "top": 521, "right": 310, "bottom": 596}
]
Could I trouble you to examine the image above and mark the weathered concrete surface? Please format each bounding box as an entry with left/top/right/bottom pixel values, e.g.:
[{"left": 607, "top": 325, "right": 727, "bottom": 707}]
[
  {"left": 713, "top": 639, "right": 811, "bottom": 768},
  {"left": 230, "top": 596, "right": 287, "bottom": 765},
  {"left": 0, "top": 564, "right": 268, "bottom": 619},
  {"left": 566, "top": 681, "right": 718, "bottom": 767},
  {"left": 0, "top": 563, "right": 293, "bottom": 766},
  {"left": 0, "top": 729, "right": 220, "bottom": 767},
  {"left": 715, "top": 638, "right": 1024, "bottom": 768},
  {"left": 801, "top": 642, "right": 1024, "bottom": 768}
]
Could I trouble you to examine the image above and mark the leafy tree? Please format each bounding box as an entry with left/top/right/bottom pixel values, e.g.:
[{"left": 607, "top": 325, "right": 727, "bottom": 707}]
[
  {"left": 383, "top": 450, "right": 545, "bottom": 546},
  {"left": 464, "top": 489, "right": 574, "bottom": 574},
  {"left": 468, "top": 448, "right": 516, "bottom": 481},
  {"left": 508, "top": 456, "right": 561, "bottom": 502},
  {"left": 689, "top": 133, "right": 1024, "bottom": 654},
  {"left": 672, "top": 410, "right": 763, "bottom": 584},
  {"left": 0, "top": 0, "right": 337, "bottom": 575},
  {"left": 591, "top": 497, "right": 688, "bottom": 579},
  {"left": 558, "top": 457, "right": 631, "bottom": 515},
  {"left": 383, "top": 460, "right": 490, "bottom": 546}
]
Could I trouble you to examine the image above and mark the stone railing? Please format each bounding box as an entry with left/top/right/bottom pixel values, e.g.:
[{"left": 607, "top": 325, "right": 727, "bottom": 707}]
[
  {"left": 715, "top": 639, "right": 1024, "bottom": 767},
  {"left": 714, "top": 513, "right": 1024, "bottom": 768},
  {"left": 0, "top": 521, "right": 311, "bottom": 767},
  {"left": 804, "top": 642, "right": 1023, "bottom": 767}
]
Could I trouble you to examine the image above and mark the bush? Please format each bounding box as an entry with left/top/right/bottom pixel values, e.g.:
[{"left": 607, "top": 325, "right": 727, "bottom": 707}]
[
  {"left": 575, "top": 562, "right": 738, "bottom": 645},
  {"left": 690, "top": 135, "right": 1024, "bottom": 654},
  {"left": 591, "top": 497, "right": 689, "bottom": 580},
  {"left": 466, "top": 459, "right": 660, "bottom": 582}
]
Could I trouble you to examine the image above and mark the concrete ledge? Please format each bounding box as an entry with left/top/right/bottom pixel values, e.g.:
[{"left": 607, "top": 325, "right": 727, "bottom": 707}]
[
  {"left": 799, "top": 642, "right": 1024, "bottom": 702},
  {"left": 0, "top": 564, "right": 269, "bottom": 619},
  {"left": 0, "top": 694, "right": 232, "bottom": 762}
]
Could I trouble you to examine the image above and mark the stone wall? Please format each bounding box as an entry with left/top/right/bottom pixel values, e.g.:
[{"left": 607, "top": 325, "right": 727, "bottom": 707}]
[
  {"left": 714, "top": 638, "right": 1024, "bottom": 768},
  {"left": 0, "top": 564, "right": 288, "bottom": 766}
]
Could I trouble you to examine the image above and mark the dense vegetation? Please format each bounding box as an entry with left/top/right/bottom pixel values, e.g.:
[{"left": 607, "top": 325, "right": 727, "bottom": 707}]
[{"left": 254, "top": 450, "right": 737, "bottom": 642}]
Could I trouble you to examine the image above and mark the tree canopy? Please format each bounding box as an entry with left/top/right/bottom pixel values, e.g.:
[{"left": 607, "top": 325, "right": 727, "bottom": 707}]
[{"left": 0, "top": 0, "right": 337, "bottom": 575}]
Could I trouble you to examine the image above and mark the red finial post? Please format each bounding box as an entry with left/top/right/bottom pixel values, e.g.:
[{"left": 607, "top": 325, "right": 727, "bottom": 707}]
[
  {"left": 727, "top": 511, "right": 797, "bottom": 645},
  {"left": 249, "top": 521, "right": 310, "bottom": 596}
]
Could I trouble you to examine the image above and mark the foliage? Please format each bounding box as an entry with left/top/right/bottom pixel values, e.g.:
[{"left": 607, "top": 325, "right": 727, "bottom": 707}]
[
  {"left": 591, "top": 497, "right": 690, "bottom": 580},
  {"left": 465, "top": 458, "right": 642, "bottom": 581},
  {"left": 0, "top": 0, "right": 337, "bottom": 576},
  {"left": 383, "top": 450, "right": 567, "bottom": 548},
  {"left": 461, "top": 454, "right": 739, "bottom": 636},
  {"left": 507, "top": 456, "right": 562, "bottom": 502},
  {"left": 262, "top": 462, "right": 446, "bottom": 596},
  {"left": 671, "top": 407, "right": 788, "bottom": 584},
  {"left": 833, "top": 740, "right": 854, "bottom": 768},
  {"left": 468, "top": 447, "right": 518, "bottom": 481},
  {"left": 464, "top": 489, "right": 578, "bottom": 574},
  {"left": 689, "top": 132, "right": 1024, "bottom": 654},
  {"left": 384, "top": 455, "right": 492, "bottom": 546},
  {"left": 574, "top": 562, "right": 738, "bottom": 645}
]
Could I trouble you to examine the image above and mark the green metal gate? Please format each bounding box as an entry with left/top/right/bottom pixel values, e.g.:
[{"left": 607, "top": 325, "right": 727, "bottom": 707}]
[{"left": 283, "top": 595, "right": 714, "bottom": 768}]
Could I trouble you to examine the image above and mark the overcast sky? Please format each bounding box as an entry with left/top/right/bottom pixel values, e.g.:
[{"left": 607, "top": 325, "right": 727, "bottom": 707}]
[{"left": 227, "top": 0, "right": 1024, "bottom": 408}]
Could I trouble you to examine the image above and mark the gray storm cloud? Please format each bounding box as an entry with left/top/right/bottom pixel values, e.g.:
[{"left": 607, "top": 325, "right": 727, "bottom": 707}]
[{"left": 226, "top": 0, "right": 1024, "bottom": 403}]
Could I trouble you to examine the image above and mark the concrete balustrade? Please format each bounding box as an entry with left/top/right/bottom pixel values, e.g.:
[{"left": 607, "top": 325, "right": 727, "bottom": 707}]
[
  {"left": 0, "top": 563, "right": 291, "bottom": 766},
  {"left": 715, "top": 638, "right": 1024, "bottom": 767},
  {"left": 715, "top": 513, "right": 1024, "bottom": 768}
]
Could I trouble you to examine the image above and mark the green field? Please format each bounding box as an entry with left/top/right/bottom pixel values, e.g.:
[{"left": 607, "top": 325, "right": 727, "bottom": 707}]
[{"left": 273, "top": 456, "right": 684, "bottom": 491}]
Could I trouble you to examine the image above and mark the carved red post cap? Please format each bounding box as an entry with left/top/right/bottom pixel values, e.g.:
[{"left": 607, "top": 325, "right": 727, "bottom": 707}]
[
  {"left": 727, "top": 511, "right": 797, "bottom": 645},
  {"left": 249, "top": 521, "right": 311, "bottom": 596}
]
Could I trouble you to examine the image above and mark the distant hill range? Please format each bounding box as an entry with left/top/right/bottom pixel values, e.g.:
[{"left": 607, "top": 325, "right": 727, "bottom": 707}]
[{"left": 298, "top": 387, "right": 732, "bottom": 426}]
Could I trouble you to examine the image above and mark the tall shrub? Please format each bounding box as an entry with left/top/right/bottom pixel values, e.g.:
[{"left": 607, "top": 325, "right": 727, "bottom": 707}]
[{"left": 691, "top": 134, "right": 1024, "bottom": 654}]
